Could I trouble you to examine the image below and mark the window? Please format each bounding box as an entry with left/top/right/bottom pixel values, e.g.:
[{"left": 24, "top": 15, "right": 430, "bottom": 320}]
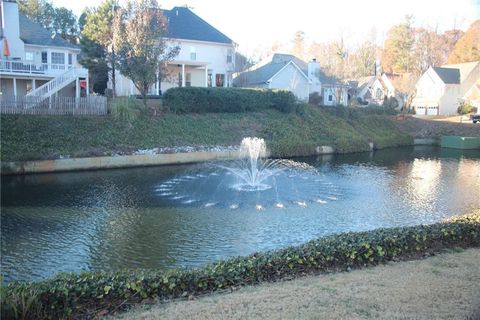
[
  {"left": 51, "top": 52, "right": 65, "bottom": 64},
  {"left": 25, "top": 51, "right": 34, "bottom": 61},
  {"left": 207, "top": 73, "right": 212, "bottom": 87},
  {"left": 68, "top": 53, "right": 73, "bottom": 65},
  {"left": 190, "top": 46, "right": 196, "bottom": 61},
  {"left": 216, "top": 74, "right": 225, "bottom": 87},
  {"left": 227, "top": 50, "right": 232, "bottom": 63},
  {"left": 41, "top": 52, "right": 48, "bottom": 63},
  {"left": 328, "top": 94, "right": 333, "bottom": 102},
  {"left": 186, "top": 73, "right": 191, "bottom": 87}
]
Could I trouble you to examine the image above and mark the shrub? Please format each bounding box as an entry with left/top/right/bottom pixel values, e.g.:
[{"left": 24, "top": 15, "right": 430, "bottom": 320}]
[
  {"left": 382, "top": 96, "right": 399, "bottom": 109},
  {"left": 108, "top": 97, "right": 141, "bottom": 122},
  {"left": 1, "top": 212, "right": 479, "bottom": 319},
  {"left": 162, "top": 87, "right": 298, "bottom": 114},
  {"left": 308, "top": 92, "right": 322, "bottom": 105},
  {"left": 457, "top": 100, "right": 477, "bottom": 115}
]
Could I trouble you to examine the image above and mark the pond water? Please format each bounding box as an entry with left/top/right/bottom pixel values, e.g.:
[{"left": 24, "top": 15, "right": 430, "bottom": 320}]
[{"left": 1, "top": 146, "right": 479, "bottom": 283}]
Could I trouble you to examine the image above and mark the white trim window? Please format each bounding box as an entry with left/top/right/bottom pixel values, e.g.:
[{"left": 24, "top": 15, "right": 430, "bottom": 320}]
[
  {"left": 25, "top": 51, "right": 34, "bottom": 61},
  {"left": 51, "top": 52, "right": 65, "bottom": 69},
  {"left": 227, "top": 49, "right": 233, "bottom": 63}
]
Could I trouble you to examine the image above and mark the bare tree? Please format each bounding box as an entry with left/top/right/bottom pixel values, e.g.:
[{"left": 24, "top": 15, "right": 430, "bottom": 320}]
[{"left": 113, "top": 0, "right": 179, "bottom": 106}]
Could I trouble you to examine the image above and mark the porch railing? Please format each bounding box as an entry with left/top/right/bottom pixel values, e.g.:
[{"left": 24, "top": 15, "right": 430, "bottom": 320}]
[{"left": 0, "top": 59, "right": 78, "bottom": 76}]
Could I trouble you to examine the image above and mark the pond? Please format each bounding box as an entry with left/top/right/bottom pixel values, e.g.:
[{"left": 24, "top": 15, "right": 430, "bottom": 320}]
[{"left": 1, "top": 146, "right": 479, "bottom": 283}]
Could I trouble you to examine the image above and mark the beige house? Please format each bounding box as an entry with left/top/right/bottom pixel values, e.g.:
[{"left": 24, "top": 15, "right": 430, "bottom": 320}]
[
  {"left": 352, "top": 73, "right": 404, "bottom": 108},
  {"left": 112, "top": 6, "right": 236, "bottom": 96},
  {"left": 411, "top": 61, "right": 479, "bottom": 115}
]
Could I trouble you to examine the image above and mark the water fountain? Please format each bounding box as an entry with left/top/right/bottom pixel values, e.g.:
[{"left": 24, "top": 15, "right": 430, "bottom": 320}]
[
  {"left": 221, "top": 137, "right": 284, "bottom": 191},
  {"left": 156, "top": 137, "right": 342, "bottom": 209}
]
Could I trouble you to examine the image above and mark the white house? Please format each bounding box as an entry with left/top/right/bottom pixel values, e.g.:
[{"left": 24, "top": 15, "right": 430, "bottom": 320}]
[
  {"left": 0, "top": 0, "right": 88, "bottom": 99},
  {"left": 353, "top": 73, "right": 404, "bottom": 108},
  {"left": 112, "top": 6, "right": 236, "bottom": 96},
  {"left": 411, "top": 61, "right": 480, "bottom": 115},
  {"left": 233, "top": 53, "right": 348, "bottom": 105}
]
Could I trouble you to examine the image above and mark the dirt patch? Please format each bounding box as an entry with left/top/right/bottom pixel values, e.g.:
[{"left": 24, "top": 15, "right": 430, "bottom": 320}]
[
  {"left": 395, "top": 116, "right": 480, "bottom": 139},
  {"left": 118, "top": 248, "right": 480, "bottom": 320}
]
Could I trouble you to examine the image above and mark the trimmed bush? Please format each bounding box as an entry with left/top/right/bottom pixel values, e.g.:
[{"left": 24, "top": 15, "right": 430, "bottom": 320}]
[
  {"left": 162, "top": 87, "right": 298, "bottom": 114},
  {"left": 1, "top": 212, "right": 479, "bottom": 319}
]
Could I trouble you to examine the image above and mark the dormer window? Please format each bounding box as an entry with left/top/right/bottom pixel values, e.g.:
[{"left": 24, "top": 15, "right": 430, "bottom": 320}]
[{"left": 190, "top": 46, "right": 196, "bottom": 61}]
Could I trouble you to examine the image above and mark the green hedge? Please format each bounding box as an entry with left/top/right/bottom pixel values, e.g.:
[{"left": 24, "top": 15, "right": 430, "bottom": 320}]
[
  {"left": 162, "top": 87, "right": 299, "bottom": 114},
  {"left": 1, "top": 212, "right": 479, "bottom": 319}
]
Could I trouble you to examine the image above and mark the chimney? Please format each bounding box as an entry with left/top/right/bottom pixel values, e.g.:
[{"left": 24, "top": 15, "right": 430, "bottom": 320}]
[
  {"left": 308, "top": 58, "right": 321, "bottom": 92},
  {"left": 1, "top": 0, "right": 25, "bottom": 59}
]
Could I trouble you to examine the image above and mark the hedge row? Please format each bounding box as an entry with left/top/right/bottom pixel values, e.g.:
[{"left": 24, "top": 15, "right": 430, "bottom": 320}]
[
  {"left": 2, "top": 213, "right": 479, "bottom": 319},
  {"left": 162, "top": 87, "right": 299, "bottom": 114}
]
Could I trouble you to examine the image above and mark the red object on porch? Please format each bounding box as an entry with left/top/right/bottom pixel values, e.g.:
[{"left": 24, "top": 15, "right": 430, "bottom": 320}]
[
  {"left": 3, "top": 38, "right": 11, "bottom": 57},
  {"left": 80, "top": 80, "right": 87, "bottom": 88}
]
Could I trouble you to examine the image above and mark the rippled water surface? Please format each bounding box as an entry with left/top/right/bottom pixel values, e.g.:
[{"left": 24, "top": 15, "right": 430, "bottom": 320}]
[{"left": 2, "top": 146, "right": 479, "bottom": 282}]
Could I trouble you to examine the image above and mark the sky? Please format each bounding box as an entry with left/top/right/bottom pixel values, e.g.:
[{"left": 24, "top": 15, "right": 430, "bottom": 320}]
[{"left": 52, "top": 0, "right": 480, "bottom": 56}]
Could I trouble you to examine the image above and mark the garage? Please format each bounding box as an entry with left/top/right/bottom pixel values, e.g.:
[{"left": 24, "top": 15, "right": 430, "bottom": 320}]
[
  {"left": 416, "top": 106, "right": 426, "bottom": 115},
  {"left": 427, "top": 106, "right": 439, "bottom": 115}
]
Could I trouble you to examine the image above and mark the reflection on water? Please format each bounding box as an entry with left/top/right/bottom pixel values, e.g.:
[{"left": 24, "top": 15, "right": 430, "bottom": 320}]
[{"left": 1, "top": 146, "right": 479, "bottom": 283}]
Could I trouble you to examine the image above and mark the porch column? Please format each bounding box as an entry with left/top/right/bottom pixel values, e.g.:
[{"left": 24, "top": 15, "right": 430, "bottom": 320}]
[
  {"left": 32, "top": 79, "right": 36, "bottom": 90},
  {"left": 204, "top": 66, "right": 208, "bottom": 87},
  {"left": 156, "top": 70, "right": 160, "bottom": 95},
  {"left": 86, "top": 77, "right": 90, "bottom": 96},
  {"left": 75, "top": 77, "right": 80, "bottom": 98},
  {"left": 13, "top": 77, "right": 17, "bottom": 97},
  {"left": 181, "top": 64, "right": 185, "bottom": 87}
]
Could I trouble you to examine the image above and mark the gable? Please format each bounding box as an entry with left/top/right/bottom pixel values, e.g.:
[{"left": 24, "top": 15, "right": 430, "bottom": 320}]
[
  {"left": 164, "top": 7, "right": 233, "bottom": 44},
  {"left": 270, "top": 61, "right": 309, "bottom": 85}
]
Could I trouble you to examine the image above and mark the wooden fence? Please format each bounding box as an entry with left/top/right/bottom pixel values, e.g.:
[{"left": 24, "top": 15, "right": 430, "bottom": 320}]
[{"left": 0, "top": 95, "right": 107, "bottom": 115}]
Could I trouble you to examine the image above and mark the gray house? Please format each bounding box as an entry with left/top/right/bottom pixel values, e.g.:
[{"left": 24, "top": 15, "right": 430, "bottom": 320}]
[{"left": 233, "top": 53, "right": 348, "bottom": 105}]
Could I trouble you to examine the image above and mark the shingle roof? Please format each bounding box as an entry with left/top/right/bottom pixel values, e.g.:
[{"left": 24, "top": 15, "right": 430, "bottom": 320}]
[
  {"left": 433, "top": 67, "right": 460, "bottom": 84},
  {"left": 19, "top": 14, "right": 78, "bottom": 49},
  {"left": 164, "top": 7, "right": 233, "bottom": 44},
  {"left": 233, "top": 53, "right": 341, "bottom": 87}
]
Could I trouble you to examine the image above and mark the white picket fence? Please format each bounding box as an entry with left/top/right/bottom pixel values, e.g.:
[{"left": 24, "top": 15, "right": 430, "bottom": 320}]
[{"left": 0, "top": 95, "right": 107, "bottom": 115}]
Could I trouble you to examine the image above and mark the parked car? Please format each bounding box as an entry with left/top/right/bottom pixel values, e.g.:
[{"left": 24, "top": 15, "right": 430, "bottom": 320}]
[{"left": 470, "top": 114, "right": 480, "bottom": 123}]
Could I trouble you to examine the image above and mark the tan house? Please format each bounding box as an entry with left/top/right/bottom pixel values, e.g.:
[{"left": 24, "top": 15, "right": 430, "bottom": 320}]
[
  {"left": 352, "top": 73, "right": 404, "bottom": 108},
  {"left": 411, "top": 61, "right": 479, "bottom": 115}
]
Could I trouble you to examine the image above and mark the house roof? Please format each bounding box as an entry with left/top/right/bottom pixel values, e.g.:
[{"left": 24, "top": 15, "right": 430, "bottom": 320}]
[
  {"left": 432, "top": 67, "right": 461, "bottom": 84},
  {"left": 355, "top": 76, "right": 376, "bottom": 92},
  {"left": 164, "top": 7, "right": 233, "bottom": 44},
  {"left": 233, "top": 53, "right": 341, "bottom": 87},
  {"left": 232, "top": 56, "right": 307, "bottom": 86},
  {"left": 441, "top": 61, "right": 479, "bottom": 83},
  {"left": 19, "top": 14, "right": 78, "bottom": 49}
]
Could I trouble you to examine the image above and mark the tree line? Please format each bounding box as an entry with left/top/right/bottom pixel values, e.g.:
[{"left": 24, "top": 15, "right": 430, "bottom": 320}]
[
  {"left": 19, "top": 0, "right": 480, "bottom": 101},
  {"left": 274, "top": 16, "right": 479, "bottom": 81}
]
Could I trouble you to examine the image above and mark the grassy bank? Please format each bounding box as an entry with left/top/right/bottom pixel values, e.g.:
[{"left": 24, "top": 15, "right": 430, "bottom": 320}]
[{"left": 0, "top": 105, "right": 412, "bottom": 162}]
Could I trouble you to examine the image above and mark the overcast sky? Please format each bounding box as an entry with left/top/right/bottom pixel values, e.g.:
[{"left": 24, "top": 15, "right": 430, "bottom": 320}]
[{"left": 52, "top": 0, "right": 479, "bottom": 55}]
